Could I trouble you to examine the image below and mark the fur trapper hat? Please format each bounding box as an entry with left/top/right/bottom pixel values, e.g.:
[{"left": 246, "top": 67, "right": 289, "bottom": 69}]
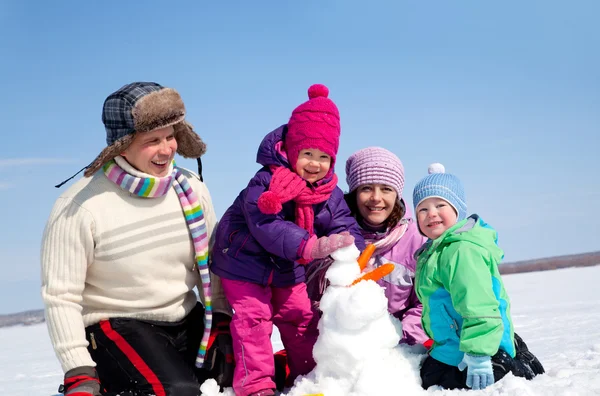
[{"left": 84, "top": 82, "right": 206, "bottom": 177}]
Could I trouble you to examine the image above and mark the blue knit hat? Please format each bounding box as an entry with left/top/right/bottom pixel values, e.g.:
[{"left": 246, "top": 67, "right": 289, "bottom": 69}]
[{"left": 412, "top": 163, "right": 467, "bottom": 221}]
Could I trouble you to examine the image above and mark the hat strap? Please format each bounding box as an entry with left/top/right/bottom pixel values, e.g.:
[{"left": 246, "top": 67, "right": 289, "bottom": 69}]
[
  {"left": 54, "top": 163, "right": 92, "bottom": 188},
  {"left": 196, "top": 158, "right": 203, "bottom": 182}
]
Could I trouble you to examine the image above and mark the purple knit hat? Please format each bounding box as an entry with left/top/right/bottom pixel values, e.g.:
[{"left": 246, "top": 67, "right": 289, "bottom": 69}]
[{"left": 345, "top": 147, "right": 405, "bottom": 197}]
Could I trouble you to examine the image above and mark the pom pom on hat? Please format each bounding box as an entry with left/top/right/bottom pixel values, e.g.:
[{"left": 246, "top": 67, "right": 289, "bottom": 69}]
[
  {"left": 308, "top": 84, "right": 329, "bottom": 99},
  {"left": 428, "top": 163, "right": 445, "bottom": 174}
]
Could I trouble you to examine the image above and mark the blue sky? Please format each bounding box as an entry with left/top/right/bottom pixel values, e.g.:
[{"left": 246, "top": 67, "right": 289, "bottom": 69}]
[{"left": 1, "top": 1, "right": 598, "bottom": 313}]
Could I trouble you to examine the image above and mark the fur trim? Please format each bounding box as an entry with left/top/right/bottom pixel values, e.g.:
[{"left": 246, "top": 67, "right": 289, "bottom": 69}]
[
  {"left": 84, "top": 134, "right": 134, "bottom": 177},
  {"left": 174, "top": 121, "right": 207, "bottom": 158},
  {"left": 132, "top": 88, "right": 186, "bottom": 133}
]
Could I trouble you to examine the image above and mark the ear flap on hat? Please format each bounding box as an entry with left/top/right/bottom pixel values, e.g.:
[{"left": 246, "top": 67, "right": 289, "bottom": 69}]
[
  {"left": 174, "top": 121, "right": 206, "bottom": 158},
  {"left": 84, "top": 134, "right": 135, "bottom": 177}
]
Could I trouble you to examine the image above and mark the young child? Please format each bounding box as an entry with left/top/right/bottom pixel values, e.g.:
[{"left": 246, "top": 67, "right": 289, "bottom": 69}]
[
  {"left": 211, "top": 84, "right": 366, "bottom": 396},
  {"left": 413, "top": 163, "right": 545, "bottom": 390},
  {"left": 306, "top": 147, "right": 429, "bottom": 348}
]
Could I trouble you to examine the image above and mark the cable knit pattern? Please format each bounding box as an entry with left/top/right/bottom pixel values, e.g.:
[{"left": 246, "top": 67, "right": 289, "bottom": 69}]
[
  {"left": 41, "top": 157, "right": 230, "bottom": 372},
  {"left": 289, "top": 111, "right": 339, "bottom": 127},
  {"left": 102, "top": 158, "right": 213, "bottom": 367}
]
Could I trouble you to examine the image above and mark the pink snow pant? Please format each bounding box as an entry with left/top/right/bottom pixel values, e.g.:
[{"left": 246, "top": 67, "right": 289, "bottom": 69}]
[{"left": 221, "top": 279, "right": 319, "bottom": 396}]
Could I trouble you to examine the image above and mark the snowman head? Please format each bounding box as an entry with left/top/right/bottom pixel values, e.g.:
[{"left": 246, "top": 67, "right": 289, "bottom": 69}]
[{"left": 325, "top": 245, "right": 362, "bottom": 286}]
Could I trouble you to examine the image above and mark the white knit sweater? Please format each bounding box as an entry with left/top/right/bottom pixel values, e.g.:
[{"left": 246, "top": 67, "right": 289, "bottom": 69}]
[{"left": 41, "top": 158, "right": 231, "bottom": 372}]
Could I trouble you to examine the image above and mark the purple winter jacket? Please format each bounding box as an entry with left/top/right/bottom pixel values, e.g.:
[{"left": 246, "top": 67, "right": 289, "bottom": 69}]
[
  {"left": 210, "top": 125, "right": 366, "bottom": 287},
  {"left": 363, "top": 213, "right": 429, "bottom": 345}
]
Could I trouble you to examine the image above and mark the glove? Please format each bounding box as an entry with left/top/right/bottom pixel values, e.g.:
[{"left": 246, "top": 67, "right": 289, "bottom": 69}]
[
  {"left": 303, "top": 232, "right": 355, "bottom": 261},
  {"left": 205, "top": 312, "right": 234, "bottom": 388},
  {"left": 59, "top": 366, "right": 101, "bottom": 395},
  {"left": 423, "top": 339, "right": 434, "bottom": 350},
  {"left": 458, "top": 354, "right": 495, "bottom": 390}
]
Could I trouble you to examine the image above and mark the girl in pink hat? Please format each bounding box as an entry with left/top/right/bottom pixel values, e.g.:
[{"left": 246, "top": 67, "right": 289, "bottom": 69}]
[{"left": 211, "top": 84, "right": 366, "bottom": 396}]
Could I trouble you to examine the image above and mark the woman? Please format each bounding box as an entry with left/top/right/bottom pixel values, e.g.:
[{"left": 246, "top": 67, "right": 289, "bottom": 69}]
[{"left": 306, "top": 146, "right": 429, "bottom": 347}]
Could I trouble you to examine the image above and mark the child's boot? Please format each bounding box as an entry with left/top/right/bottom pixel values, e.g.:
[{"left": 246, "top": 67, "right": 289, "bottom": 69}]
[{"left": 514, "top": 333, "right": 545, "bottom": 376}]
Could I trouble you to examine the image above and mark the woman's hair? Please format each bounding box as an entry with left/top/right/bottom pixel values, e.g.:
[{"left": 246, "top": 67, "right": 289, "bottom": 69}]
[{"left": 344, "top": 189, "right": 406, "bottom": 229}]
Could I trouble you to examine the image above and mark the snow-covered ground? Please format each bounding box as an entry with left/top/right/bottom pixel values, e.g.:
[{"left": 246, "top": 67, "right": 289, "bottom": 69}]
[{"left": 1, "top": 266, "right": 599, "bottom": 395}]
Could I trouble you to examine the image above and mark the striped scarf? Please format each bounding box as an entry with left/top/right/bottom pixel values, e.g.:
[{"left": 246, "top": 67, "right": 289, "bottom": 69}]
[{"left": 103, "top": 159, "right": 212, "bottom": 368}]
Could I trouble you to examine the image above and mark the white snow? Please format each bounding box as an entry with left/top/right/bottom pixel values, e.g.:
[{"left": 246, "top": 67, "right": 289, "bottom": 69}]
[{"left": 2, "top": 266, "right": 599, "bottom": 395}]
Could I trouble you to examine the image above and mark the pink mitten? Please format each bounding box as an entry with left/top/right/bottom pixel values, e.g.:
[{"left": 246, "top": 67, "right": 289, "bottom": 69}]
[{"left": 303, "top": 232, "right": 355, "bottom": 260}]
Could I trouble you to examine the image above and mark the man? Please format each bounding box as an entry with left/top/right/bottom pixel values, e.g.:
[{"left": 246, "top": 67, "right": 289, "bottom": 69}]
[{"left": 42, "top": 82, "right": 233, "bottom": 396}]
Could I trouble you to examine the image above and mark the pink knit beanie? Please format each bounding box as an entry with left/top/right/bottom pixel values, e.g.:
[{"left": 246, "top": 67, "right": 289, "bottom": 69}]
[
  {"left": 345, "top": 147, "right": 405, "bottom": 197},
  {"left": 285, "top": 84, "right": 341, "bottom": 170}
]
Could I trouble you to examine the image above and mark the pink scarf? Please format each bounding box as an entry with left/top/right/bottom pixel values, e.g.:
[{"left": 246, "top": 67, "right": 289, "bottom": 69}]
[
  {"left": 365, "top": 220, "right": 409, "bottom": 256},
  {"left": 257, "top": 165, "right": 338, "bottom": 235}
]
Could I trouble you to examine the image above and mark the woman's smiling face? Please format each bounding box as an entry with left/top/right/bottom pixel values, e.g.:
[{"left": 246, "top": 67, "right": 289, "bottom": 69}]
[{"left": 356, "top": 184, "right": 398, "bottom": 227}]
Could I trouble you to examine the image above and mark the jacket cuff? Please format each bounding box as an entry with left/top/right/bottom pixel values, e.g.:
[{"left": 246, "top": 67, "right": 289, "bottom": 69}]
[{"left": 300, "top": 234, "right": 318, "bottom": 262}]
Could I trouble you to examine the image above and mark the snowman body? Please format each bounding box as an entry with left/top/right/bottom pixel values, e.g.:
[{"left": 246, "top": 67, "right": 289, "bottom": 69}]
[{"left": 308, "top": 246, "right": 421, "bottom": 394}]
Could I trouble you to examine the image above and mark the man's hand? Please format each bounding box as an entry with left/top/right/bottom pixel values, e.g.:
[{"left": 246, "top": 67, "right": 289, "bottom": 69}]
[{"left": 59, "top": 366, "right": 101, "bottom": 396}]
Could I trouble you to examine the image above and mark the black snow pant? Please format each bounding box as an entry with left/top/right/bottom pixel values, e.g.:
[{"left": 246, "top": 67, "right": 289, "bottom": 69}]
[
  {"left": 85, "top": 303, "right": 210, "bottom": 396},
  {"left": 420, "top": 333, "right": 545, "bottom": 390}
]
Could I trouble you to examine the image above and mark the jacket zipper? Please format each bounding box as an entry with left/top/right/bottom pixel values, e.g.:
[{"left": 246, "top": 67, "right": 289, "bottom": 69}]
[
  {"left": 449, "top": 317, "right": 460, "bottom": 337},
  {"left": 90, "top": 332, "right": 97, "bottom": 350}
]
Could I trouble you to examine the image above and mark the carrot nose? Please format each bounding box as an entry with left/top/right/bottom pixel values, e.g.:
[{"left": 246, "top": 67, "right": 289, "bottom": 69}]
[
  {"left": 351, "top": 263, "right": 395, "bottom": 286},
  {"left": 357, "top": 243, "right": 376, "bottom": 271}
]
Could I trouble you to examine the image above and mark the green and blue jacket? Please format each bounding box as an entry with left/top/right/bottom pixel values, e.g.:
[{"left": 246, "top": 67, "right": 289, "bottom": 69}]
[{"left": 415, "top": 215, "right": 515, "bottom": 366}]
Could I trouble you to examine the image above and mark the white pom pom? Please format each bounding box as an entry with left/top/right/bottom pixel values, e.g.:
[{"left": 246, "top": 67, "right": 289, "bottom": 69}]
[{"left": 428, "top": 163, "right": 445, "bottom": 174}]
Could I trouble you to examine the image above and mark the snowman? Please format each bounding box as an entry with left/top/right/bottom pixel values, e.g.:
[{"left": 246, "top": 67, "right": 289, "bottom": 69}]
[{"left": 287, "top": 244, "right": 423, "bottom": 396}]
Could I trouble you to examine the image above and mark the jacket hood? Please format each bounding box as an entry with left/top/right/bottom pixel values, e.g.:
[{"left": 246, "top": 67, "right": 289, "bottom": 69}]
[
  {"left": 255, "top": 124, "right": 336, "bottom": 185},
  {"left": 256, "top": 125, "right": 290, "bottom": 168},
  {"left": 439, "top": 214, "right": 504, "bottom": 263}
]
